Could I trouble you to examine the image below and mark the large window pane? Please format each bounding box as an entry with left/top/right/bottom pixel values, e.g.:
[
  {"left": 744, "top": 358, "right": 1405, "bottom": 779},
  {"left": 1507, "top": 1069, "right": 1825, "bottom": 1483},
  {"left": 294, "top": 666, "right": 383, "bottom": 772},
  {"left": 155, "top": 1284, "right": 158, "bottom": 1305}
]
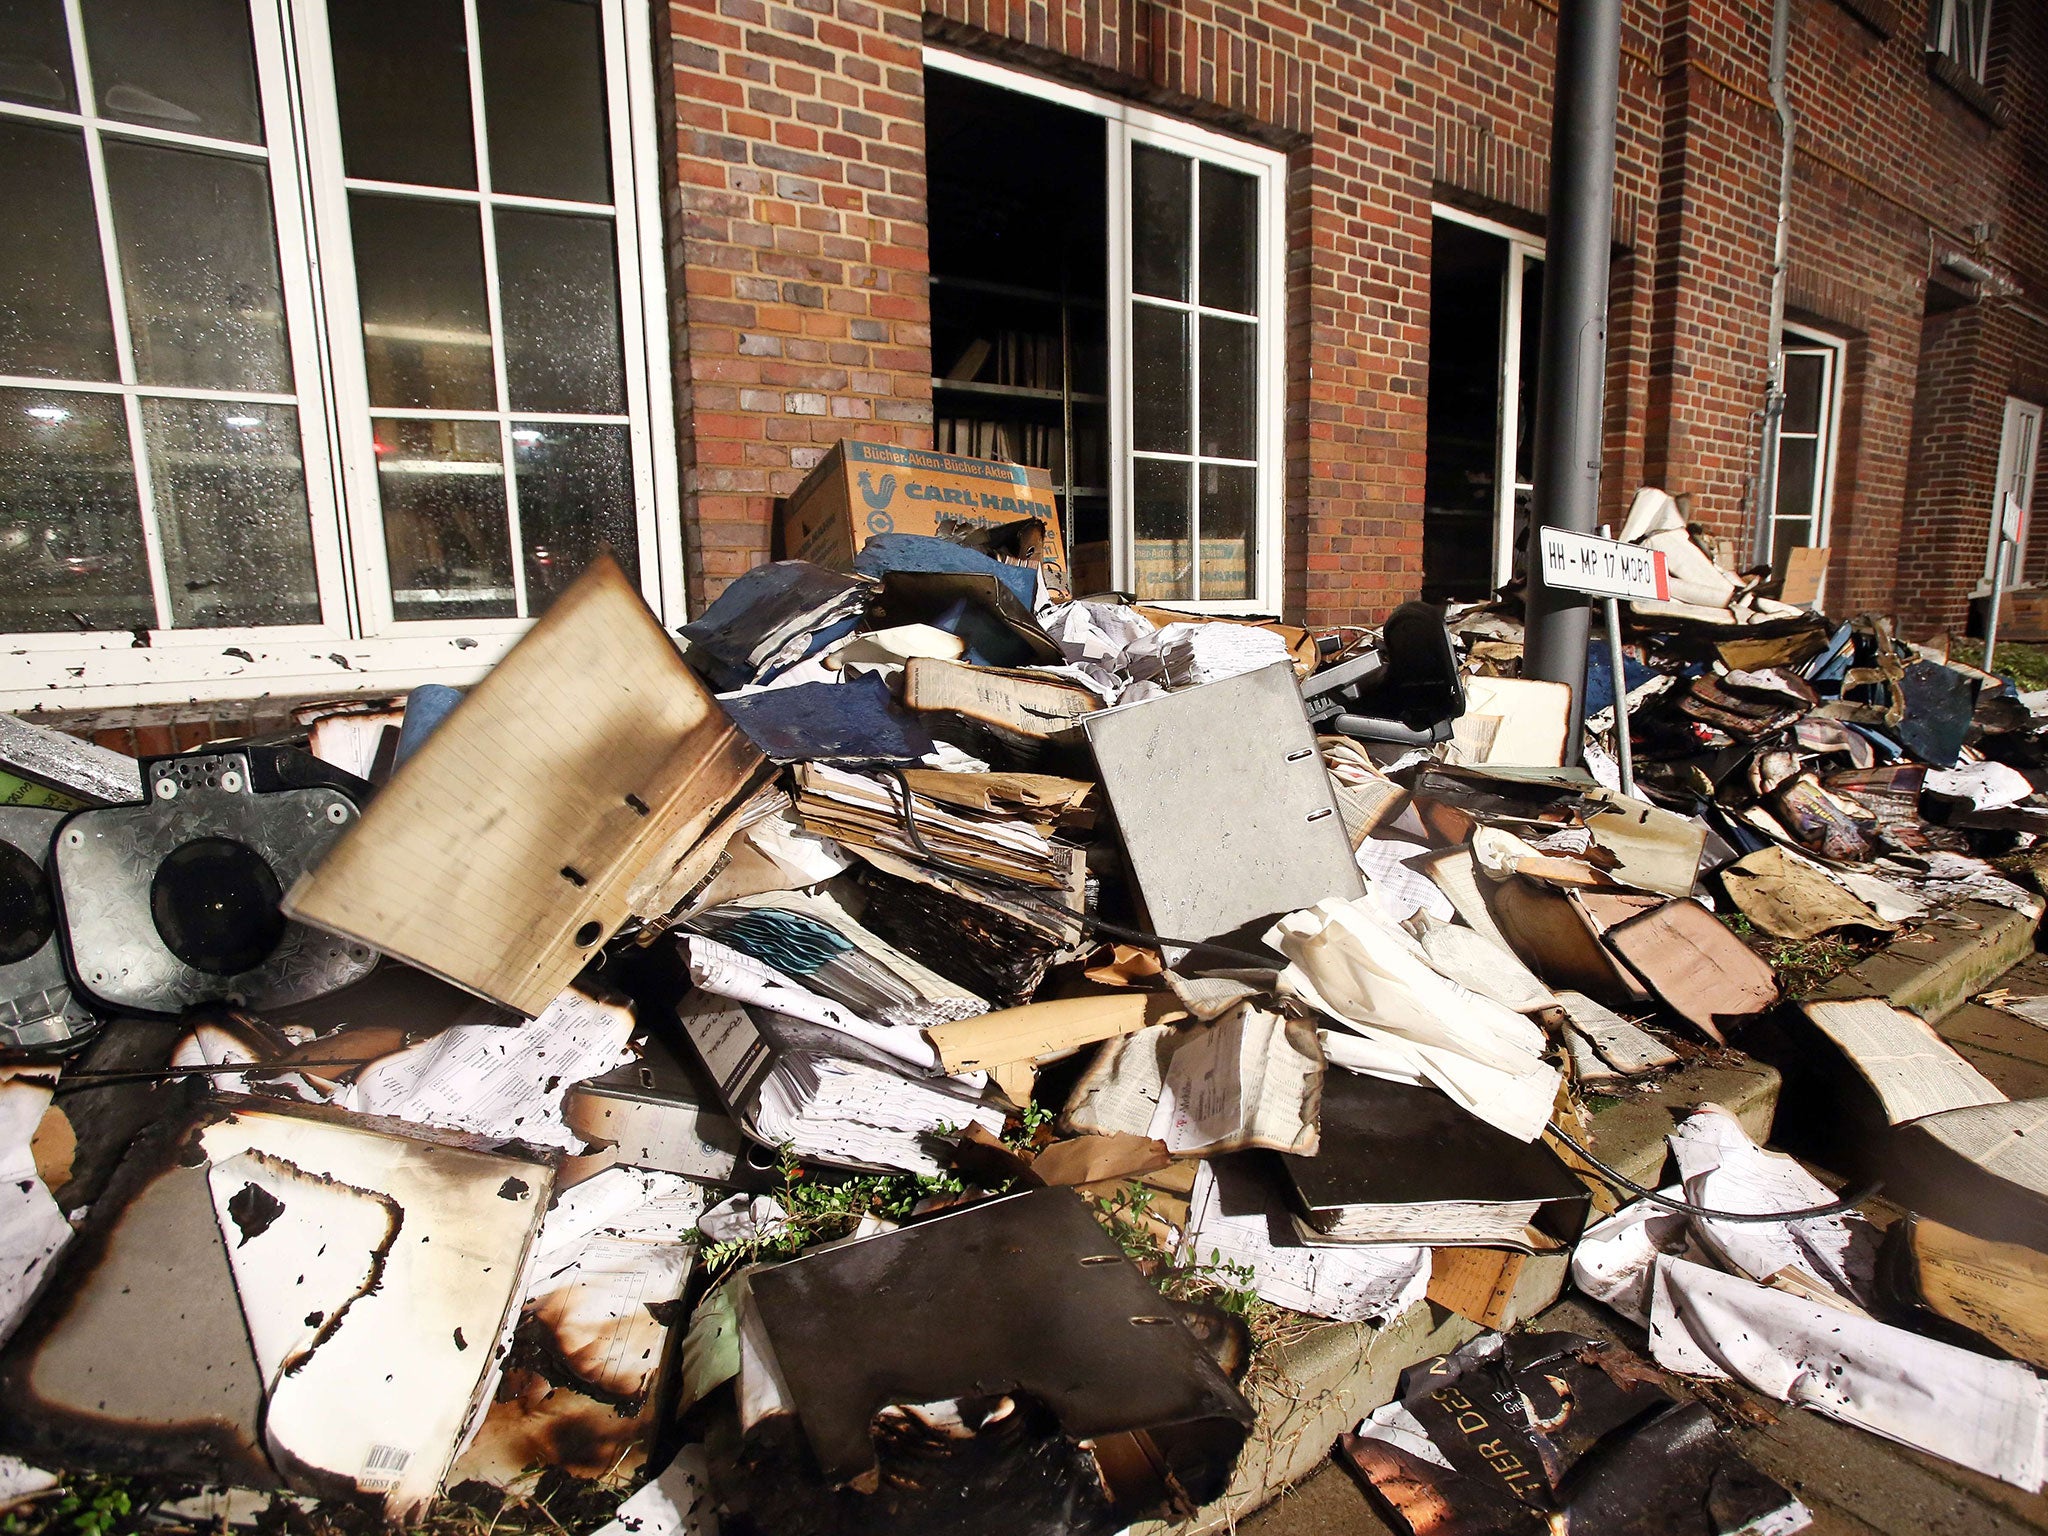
[
  {"left": 1770, "top": 518, "right": 1812, "bottom": 579},
  {"left": 1132, "top": 304, "right": 1189, "bottom": 454},
  {"left": 104, "top": 139, "right": 292, "bottom": 393},
  {"left": 1198, "top": 163, "right": 1257, "bottom": 315},
  {"left": 0, "top": 122, "right": 117, "bottom": 381},
  {"left": 1132, "top": 456, "right": 1191, "bottom": 600},
  {"left": 329, "top": 0, "right": 477, "bottom": 189},
  {"left": 1198, "top": 315, "right": 1255, "bottom": 460},
  {"left": 496, "top": 209, "right": 626, "bottom": 414},
  {"left": 0, "top": 389, "right": 152, "bottom": 632},
  {"left": 373, "top": 418, "right": 513, "bottom": 620},
  {"left": 0, "top": 0, "right": 77, "bottom": 110},
  {"left": 350, "top": 193, "right": 496, "bottom": 410},
  {"left": 80, "top": 0, "right": 263, "bottom": 144},
  {"left": 479, "top": 0, "right": 610, "bottom": 204},
  {"left": 1773, "top": 436, "right": 1818, "bottom": 524},
  {"left": 1783, "top": 351, "right": 1825, "bottom": 435},
  {"left": 1200, "top": 462, "right": 1254, "bottom": 600},
  {"left": 512, "top": 422, "right": 634, "bottom": 612},
  {"left": 1131, "top": 144, "right": 1189, "bottom": 302},
  {"left": 143, "top": 399, "right": 318, "bottom": 627}
]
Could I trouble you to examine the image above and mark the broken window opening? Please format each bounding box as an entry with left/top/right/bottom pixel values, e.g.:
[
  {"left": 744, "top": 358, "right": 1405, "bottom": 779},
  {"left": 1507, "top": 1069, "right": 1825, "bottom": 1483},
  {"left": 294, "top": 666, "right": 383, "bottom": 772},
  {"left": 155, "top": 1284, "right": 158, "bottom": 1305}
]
[
  {"left": 924, "top": 50, "right": 1285, "bottom": 611},
  {"left": 1422, "top": 209, "right": 1543, "bottom": 605}
]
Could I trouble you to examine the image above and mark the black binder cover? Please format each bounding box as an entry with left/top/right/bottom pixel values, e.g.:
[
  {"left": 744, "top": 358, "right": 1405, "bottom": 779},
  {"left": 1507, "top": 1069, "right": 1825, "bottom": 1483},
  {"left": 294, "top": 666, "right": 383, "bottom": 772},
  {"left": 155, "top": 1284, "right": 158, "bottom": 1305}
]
[{"left": 1276, "top": 1070, "right": 1590, "bottom": 1249}]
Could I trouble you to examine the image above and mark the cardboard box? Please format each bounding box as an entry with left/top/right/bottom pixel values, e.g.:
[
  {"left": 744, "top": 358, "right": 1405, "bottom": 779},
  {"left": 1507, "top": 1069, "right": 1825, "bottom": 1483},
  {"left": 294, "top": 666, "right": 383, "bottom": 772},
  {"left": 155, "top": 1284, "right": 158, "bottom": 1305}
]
[{"left": 777, "top": 441, "right": 1069, "bottom": 599}]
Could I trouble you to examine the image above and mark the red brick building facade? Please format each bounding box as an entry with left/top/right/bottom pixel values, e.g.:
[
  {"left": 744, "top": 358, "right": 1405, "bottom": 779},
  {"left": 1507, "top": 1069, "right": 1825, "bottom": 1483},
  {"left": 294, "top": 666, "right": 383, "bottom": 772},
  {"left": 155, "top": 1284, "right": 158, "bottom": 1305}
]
[
  {"left": 4, "top": 0, "right": 2042, "bottom": 744},
  {"left": 657, "top": 0, "right": 2048, "bottom": 636}
]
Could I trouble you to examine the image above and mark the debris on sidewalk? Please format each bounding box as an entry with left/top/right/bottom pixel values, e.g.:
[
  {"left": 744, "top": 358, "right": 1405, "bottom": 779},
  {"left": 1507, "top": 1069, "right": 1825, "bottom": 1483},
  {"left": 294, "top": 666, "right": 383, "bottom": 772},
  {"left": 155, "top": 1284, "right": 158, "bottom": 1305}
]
[
  {"left": 8, "top": 474, "right": 2048, "bottom": 1531},
  {"left": 1338, "top": 1328, "right": 1812, "bottom": 1536}
]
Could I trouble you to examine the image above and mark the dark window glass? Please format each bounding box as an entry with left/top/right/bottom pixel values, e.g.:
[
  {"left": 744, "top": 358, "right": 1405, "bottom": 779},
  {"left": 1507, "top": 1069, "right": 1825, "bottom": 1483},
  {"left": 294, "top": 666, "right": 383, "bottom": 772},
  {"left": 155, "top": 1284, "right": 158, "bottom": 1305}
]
[
  {"left": 350, "top": 193, "right": 496, "bottom": 410},
  {"left": 1197, "top": 163, "right": 1256, "bottom": 315},
  {"left": 1421, "top": 217, "right": 1505, "bottom": 602},
  {"left": 0, "top": 389, "right": 151, "bottom": 631},
  {"left": 1783, "top": 350, "right": 1826, "bottom": 436},
  {"left": 0, "top": 0, "right": 77, "bottom": 110},
  {"left": 1132, "top": 456, "right": 1190, "bottom": 600},
  {"left": 1132, "top": 304, "right": 1189, "bottom": 454},
  {"left": 1131, "top": 144, "right": 1189, "bottom": 302},
  {"left": 1773, "top": 436, "right": 1819, "bottom": 524},
  {"left": 1514, "top": 256, "right": 1543, "bottom": 487},
  {"left": 512, "top": 421, "right": 635, "bottom": 612},
  {"left": 329, "top": 0, "right": 477, "bottom": 188},
  {"left": 143, "top": 399, "right": 318, "bottom": 627},
  {"left": 372, "top": 416, "right": 513, "bottom": 619},
  {"left": 1199, "top": 462, "right": 1254, "bottom": 600},
  {"left": 478, "top": 0, "right": 610, "bottom": 203},
  {"left": 1199, "top": 315, "right": 1255, "bottom": 460},
  {"left": 0, "top": 121, "right": 117, "bottom": 380},
  {"left": 81, "top": 0, "right": 263, "bottom": 143},
  {"left": 1769, "top": 518, "right": 1812, "bottom": 578},
  {"left": 496, "top": 208, "right": 626, "bottom": 414},
  {"left": 104, "top": 139, "right": 292, "bottom": 392}
]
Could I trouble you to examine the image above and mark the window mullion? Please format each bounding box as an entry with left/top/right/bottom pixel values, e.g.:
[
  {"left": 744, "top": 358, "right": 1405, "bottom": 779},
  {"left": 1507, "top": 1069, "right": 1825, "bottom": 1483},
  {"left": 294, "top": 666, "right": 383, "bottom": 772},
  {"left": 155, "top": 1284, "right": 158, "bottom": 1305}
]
[
  {"left": 1187, "top": 159, "right": 1202, "bottom": 602},
  {"left": 61, "top": 0, "right": 174, "bottom": 632},
  {"left": 251, "top": 0, "right": 354, "bottom": 638},
  {"left": 462, "top": 0, "right": 529, "bottom": 621},
  {"left": 1107, "top": 122, "right": 1130, "bottom": 594}
]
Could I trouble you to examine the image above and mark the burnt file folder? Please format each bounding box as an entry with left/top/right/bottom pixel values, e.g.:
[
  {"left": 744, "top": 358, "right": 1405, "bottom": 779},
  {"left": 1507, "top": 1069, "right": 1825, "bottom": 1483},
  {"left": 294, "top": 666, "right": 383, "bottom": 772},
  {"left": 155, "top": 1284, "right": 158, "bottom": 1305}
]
[
  {"left": 285, "top": 556, "right": 763, "bottom": 1015},
  {"left": 1277, "top": 1069, "right": 1589, "bottom": 1252}
]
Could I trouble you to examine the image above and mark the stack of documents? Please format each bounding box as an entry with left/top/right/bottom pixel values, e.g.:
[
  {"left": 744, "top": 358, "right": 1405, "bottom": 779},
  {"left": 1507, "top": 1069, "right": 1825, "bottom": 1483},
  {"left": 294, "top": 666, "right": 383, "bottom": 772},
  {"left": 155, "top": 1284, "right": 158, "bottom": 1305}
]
[
  {"left": 678, "top": 989, "right": 1002, "bottom": 1175},
  {"left": 1186, "top": 1157, "right": 1428, "bottom": 1323},
  {"left": 677, "top": 561, "right": 868, "bottom": 691},
  {"left": 690, "top": 888, "right": 989, "bottom": 1030},
  {"left": 791, "top": 763, "right": 1077, "bottom": 889}
]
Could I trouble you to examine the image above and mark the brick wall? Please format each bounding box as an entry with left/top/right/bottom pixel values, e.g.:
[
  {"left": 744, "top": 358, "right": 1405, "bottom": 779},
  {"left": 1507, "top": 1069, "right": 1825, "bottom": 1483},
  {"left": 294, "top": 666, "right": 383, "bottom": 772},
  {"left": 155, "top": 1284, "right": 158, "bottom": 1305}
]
[
  {"left": 657, "top": 0, "right": 2048, "bottom": 630},
  {"left": 656, "top": 0, "right": 935, "bottom": 605}
]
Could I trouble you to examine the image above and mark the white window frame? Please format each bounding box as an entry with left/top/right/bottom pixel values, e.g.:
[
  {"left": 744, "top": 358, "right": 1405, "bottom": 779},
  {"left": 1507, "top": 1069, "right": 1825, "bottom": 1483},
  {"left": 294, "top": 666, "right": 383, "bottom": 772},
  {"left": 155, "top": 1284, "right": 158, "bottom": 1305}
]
[
  {"left": 1, "top": 0, "right": 678, "bottom": 714},
  {"left": 923, "top": 48, "right": 1288, "bottom": 613},
  {"left": 1985, "top": 395, "right": 2043, "bottom": 589},
  {"left": 1768, "top": 322, "right": 1846, "bottom": 563},
  {"left": 1430, "top": 205, "right": 1545, "bottom": 592},
  {"left": 1932, "top": 0, "right": 1994, "bottom": 85}
]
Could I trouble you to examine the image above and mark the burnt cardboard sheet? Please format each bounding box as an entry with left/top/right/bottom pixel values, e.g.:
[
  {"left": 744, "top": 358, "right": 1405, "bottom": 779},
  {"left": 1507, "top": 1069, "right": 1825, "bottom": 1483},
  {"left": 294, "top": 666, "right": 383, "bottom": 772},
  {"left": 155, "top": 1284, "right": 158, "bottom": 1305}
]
[
  {"left": 0, "top": 1135, "right": 277, "bottom": 1489},
  {"left": 0, "top": 1097, "right": 553, "bottom": 1519},
  {"left": 286, "top": 556, "right": 762, "bottom": 1016},
  {"left": 1605, "top": 898, "right": 1779, "bottom": 1042},
  {"left": 747, "top": 1186, "right": 1252, "bottom": 1500},
  {"left": 1084, "top": 662, "right": 1362, "bottom": 956}
]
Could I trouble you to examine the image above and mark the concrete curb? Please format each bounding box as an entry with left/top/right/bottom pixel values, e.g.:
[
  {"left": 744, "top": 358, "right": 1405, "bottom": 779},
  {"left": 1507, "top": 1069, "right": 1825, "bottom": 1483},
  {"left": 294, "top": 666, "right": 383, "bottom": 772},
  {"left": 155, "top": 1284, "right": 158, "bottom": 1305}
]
[{"left": 1812, "top": 899, "right": 2041, "bottom": 1022}]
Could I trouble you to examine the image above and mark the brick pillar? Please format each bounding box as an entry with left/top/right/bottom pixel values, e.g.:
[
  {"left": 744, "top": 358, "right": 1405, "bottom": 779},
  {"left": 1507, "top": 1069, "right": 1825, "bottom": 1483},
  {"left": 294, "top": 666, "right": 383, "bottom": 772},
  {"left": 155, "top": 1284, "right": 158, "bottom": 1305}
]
[
  {"left": 1898, "top": 302, "right": 2020, "bottom": 637},
  {"left": 1640, "top": 25, "right": 1780, "bottom": 549},
  {"left": 658, "top": 0, "right": 933, "bottom": 605}
]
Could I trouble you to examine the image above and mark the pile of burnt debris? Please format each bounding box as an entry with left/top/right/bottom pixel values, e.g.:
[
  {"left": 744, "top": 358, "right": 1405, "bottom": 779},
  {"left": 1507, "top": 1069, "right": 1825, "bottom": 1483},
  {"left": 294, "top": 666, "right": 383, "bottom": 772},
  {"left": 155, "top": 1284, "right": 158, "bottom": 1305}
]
[{"left": 8, "top": 471, "right": 2048, "bottom": 1536}]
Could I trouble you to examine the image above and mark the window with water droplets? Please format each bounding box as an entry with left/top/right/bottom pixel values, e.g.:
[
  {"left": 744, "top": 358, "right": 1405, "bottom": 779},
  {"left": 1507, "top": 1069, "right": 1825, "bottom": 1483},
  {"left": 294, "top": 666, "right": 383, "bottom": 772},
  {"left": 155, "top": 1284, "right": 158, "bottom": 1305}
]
[{"left": 0, "top": 0, "right": 674, "bottom": 706}]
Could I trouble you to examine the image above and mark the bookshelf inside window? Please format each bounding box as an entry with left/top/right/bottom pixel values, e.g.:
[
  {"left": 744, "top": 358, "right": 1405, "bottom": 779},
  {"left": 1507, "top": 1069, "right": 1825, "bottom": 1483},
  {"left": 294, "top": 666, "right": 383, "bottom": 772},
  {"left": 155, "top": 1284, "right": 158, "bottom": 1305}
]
[{"left": 927, "top": 69, "right": 1112, "bottom": 592}]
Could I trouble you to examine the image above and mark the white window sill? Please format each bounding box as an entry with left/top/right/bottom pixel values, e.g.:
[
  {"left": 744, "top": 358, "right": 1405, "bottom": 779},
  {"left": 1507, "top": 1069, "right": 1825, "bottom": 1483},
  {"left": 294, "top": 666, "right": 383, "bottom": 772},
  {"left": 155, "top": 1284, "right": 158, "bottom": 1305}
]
[{"left": 1, "top": 630, "right": 525, "bottom": 716}]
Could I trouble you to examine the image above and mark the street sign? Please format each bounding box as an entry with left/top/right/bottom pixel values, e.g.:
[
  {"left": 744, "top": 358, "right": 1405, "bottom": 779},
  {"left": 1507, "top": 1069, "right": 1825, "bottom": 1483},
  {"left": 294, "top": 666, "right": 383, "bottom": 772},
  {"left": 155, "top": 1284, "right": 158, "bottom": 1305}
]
[{"left": 1538, "top": 528, "right": 1669, "bottom": 602}]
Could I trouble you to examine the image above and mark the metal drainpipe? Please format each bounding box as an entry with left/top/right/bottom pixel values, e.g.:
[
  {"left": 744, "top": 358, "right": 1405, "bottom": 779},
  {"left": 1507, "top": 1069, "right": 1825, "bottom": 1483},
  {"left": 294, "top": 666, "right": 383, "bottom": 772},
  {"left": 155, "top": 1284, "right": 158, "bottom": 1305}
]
[
  {"left": 1523, "top": 0, "right": 1623, "bottom": 756},
  {"left": 1751, "top": 0, "right": 1796, "bottom": 568}
]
